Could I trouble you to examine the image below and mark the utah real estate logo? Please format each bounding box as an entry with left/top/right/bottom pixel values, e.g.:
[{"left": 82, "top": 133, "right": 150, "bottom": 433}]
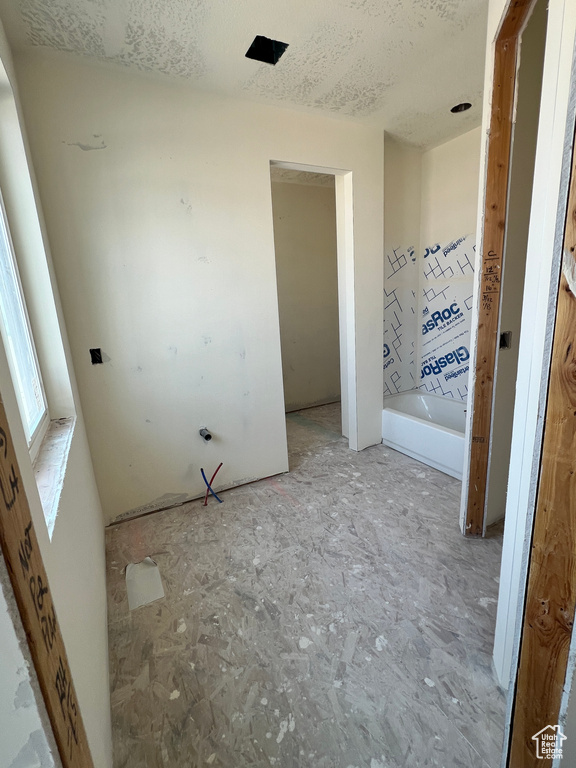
[{"left": 532, "top": 725, "right": 567, "bottom": 760}]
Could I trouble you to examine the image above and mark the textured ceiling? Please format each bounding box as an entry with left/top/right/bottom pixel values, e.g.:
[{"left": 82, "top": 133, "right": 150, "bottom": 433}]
[{"left": 0, "top": 0, "right": 488, "bottom": 148}]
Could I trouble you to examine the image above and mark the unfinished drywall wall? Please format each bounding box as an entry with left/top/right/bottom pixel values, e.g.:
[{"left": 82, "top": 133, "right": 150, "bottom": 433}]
[
  {"left": 420, "top": 127, "right": 482, "bottom": 249},
  {"left": 13, "top": 52, "right": 383, "bottom": 522},
  {"left": 383, "top": 127, "right": 482, "bottom": 256},
  {"left": 271, "top": 178, "right": 340, "bottom": 412},
  {"left": 485, "top": 0, "right": 547, "bottom": 526},
  {"left": 384, "top": 136, "right": 422, "bottom": 252},
  {"left": 0, "top": 22, "right": 112, "bottom": 767},
  {"left": 383, "top": 137, "right": 420, "bottom": 396},
  {"left": 383, "top": 129, "right": 480, "bottom": 401}
]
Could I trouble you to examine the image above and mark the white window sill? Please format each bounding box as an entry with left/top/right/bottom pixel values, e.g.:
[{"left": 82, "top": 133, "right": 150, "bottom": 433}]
[{"left": 33, "top": 417, "right": 76, "bottom": 539}]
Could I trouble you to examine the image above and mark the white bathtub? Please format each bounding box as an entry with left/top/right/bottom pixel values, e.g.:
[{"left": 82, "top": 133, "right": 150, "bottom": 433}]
[{"left": 382, "top": 391, "right": 466, "bottom": 479}]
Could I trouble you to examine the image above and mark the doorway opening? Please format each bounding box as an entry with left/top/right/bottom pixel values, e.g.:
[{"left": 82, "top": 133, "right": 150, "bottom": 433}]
[
  {"left": 270, "top": 166, "right": 342, "bottom": 470},
  {"left": 269, "top": 161, "right": 356, "bottom": 456},
  {"left": 270, "top": 167, "right": 340, "bottom": 417}
]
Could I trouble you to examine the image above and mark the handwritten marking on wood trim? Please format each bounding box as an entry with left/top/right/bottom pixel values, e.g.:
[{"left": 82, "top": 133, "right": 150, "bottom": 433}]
[
  {"left": 466, "top": 0, "right": 536, "bottom": 537},
  {"left": 0, "top": 397, "right": 94, "bottom": 768},
  {"left": 508, "top": 123, "right": 576, "bottom": 766}
]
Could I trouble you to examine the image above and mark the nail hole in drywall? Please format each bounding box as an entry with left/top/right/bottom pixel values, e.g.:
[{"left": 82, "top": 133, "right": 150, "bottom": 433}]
[
  {"left": 90, "top": 348, "right": 103, "bottom": 364},
  {"left": 245, "top": 35, "right": 289, "bottom": 65},
  {"left": 451, "top": 102, "right": 472, "bottom": 113}
]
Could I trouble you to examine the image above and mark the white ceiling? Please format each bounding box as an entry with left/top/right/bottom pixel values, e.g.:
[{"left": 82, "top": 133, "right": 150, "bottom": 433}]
[{"left": 0, "top": 0, "right": 488, "bottom": 148}]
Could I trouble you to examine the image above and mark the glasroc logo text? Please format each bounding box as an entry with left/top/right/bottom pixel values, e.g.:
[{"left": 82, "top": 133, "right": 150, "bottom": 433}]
[
  {"left": 383, "top": 343, "right": 395, "bottom": 371},
  {"left": 421, "top": 347, "right": 470, "bottom": 379},
  {"left": 422, "top": 303, "right": 462, "bottom": 335}
]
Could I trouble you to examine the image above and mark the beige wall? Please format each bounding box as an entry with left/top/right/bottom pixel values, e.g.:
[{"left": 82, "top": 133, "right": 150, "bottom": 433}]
[
  {"left": 384, "top": 126, "right": 482, "bottom": 253},
  {"left": 13, "top": 52, "right": 383, "bottom": 522},
  {"left": 384, "top": 136, "right": 422, "bottom": 252},
  {"left": 271, "top": 180, "right": 340, "bottom": 412},
  {"left": 0, "top": 24, "right": 112, "bottom": 768},
  {"left": 420, "top": 126, "right": 482, "bottom": 249}
]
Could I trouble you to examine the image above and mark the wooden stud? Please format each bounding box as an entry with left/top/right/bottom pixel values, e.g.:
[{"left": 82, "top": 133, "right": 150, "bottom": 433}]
[
  {"left": 0, "top": 397, "right": 94, "bottom": 768},
  {"left": 499, "top": 0, "right": 537, "bottom": 39},
  {"left": 508, "top": 122, "right": 576, "bottom": 766},
  {"left": 466, "top": 0, "right": 536, "bottom": 536}
]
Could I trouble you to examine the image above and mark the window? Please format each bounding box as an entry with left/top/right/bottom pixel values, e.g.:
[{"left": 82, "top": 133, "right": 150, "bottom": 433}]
[{"left": 0, "top": 190, "right": 48, "bottom": 460}]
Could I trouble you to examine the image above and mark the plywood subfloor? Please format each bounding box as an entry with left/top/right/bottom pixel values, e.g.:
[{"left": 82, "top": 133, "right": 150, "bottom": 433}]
[{"left": 106, "top": 404, "right": 505, "bottom": 767}]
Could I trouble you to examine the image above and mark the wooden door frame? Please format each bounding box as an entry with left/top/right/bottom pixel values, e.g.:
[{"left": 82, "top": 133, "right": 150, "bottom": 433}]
[
  {"left": 465, "top": 0, "right": 538, "bottom": 536},
  {"left": 0, "top": 396, "right": 94, "bottom": 768}
]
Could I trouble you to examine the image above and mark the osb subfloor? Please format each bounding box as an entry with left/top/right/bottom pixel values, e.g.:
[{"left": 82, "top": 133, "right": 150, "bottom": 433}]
[{"left": 106, "top": 404, "right": 506, "bottom": 768}]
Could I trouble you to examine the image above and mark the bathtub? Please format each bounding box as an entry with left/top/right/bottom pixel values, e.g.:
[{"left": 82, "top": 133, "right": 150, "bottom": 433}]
[{"left": 382, "top": 391, "right": 466, "bottom": 479}]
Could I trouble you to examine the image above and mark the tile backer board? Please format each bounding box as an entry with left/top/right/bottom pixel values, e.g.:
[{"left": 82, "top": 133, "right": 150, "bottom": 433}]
[
  {"left": 384, "top": 235, "right": 475, "bottom": 402},
  {"left": 383, "top": 245, "right": 417, "bottom": 397}
]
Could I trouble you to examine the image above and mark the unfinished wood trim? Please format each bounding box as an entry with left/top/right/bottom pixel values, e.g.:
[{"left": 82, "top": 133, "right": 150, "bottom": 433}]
[
  {"left": 465, "top": 0, "right": 536, "bottom": 536},
  {"left": 0, "top": 397, "right": 94, "bottom": 768},
  {"left": 465, "top": 37, "right": 518, "bottom": 535},
  {"left": 508, "top": 122, "right": 576, "bottom": 766},
  {"left": 499, "top": 0, "right": 537, "bottom": 40}
]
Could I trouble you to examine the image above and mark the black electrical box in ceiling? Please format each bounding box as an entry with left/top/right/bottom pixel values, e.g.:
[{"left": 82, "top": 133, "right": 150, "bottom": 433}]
[
  {"left": 245, "top": 35, "right": 289, "bottom": 66},
  {"left": 90, "top": 348, "right": 103, "bottom": 364}
]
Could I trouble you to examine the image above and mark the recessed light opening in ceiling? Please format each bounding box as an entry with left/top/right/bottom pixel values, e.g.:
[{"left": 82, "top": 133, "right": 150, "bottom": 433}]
[
  {"left": 245, "top": 35, "right": 289, "bottom": 66},
  {"left": 451, "top": 102, "right": 472, "bottom": 113}
]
